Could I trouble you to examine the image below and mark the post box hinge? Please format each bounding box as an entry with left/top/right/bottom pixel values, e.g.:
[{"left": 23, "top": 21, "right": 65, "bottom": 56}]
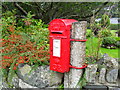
[
  {"left": 70, "top": 39, "right": 87, "bottom": 42},
  {"left": 69, "top": 64, "right": 88, "bottom": 69}
]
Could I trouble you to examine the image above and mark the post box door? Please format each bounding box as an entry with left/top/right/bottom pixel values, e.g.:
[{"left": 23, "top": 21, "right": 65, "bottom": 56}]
[{"left": 50, "top": 37, "right": 70, "bottom": 73}]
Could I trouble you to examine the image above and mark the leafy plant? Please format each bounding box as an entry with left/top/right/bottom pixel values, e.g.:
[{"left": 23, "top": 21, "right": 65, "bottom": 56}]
[
  {"left": 58, "top": 84, "right": 64, "bottom": 90},
  {"left": 90, "top": 22, "right": 101, "bottom": 35},
  {"left": 111, "top": 37, "right": 120, "bottom": 48},
  {"left": 98, "top": 28, "right": 112, "bottom": 37},
  {"left": 1, "top": 10, "right": 49, "bottom": 87},
  {"left": 86, "top": 30, "right": 94, "bottom": 38},
  {"left": 86, "top": 35, "right": 102, "bottom": 62},
  {"left": 85, "top": 55, "right": 97, "bottom": 64},
  {"left": 116, "top": 41, "right": 120, "bottom": 48},
  {"left": 100, "top": 14, "right": 110, "bottom": 28},
  {"left": 2, "top": 10, "right": 17, "bottom": 39},
  {"left": 110, "top": 24, "right": 120, "bottom": 30},
  {"left": 113, "top": 36, "right": 120, "bottom": 41},
  {"left": 101, "top": 37, "right": 117, "bottom": 49},
  {"left": 118, "top": 30, "right": 120, "bottom": 36}
]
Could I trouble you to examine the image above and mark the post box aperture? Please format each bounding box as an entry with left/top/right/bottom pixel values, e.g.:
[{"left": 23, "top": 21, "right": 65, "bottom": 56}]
[{"left": 49, "top": 19, "right": 78, "bottom": 73}]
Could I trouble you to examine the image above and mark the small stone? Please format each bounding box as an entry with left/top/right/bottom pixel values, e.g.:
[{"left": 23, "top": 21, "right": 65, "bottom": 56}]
[
  {"left": 18, "top": 63, "right": 25, "bottom": 68},
  {"left": 106, "top": 69, "right": 118, "bottom": 83},
  {"left": 103, "top": 54, "right": 111, "bottom": 62},
  {"left": 103, "top": 54, "right": 118, "bottom": 68},
  {"left": 18, "top": 64, "right": 31, "bottom": 77},
  {"left": 110, "top": 58, "right": 118, "bottom": 68},
  {"left": 19, "top": 79, "right": 38, "bottom": 88},
  {"left": 98, "top": 68, "right": 106, "bottom": 83},
  {"left": 85, "top": 64, "right": 98, "bottom": 84},
  {"left": 96, "top": 58, "right": 104, "bottom": 64}
]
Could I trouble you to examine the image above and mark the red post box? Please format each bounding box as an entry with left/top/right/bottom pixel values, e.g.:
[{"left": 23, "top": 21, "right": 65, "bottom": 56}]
[{"left": 48, "top": 19, "right": 87, "bottom": 73}]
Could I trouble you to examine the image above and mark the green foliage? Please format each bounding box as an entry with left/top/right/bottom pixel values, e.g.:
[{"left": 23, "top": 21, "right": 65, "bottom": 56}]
[
  {"left": 113, "top": 37, "right": 120, "bottom": 41},
  {"left": 110, "top": 24, "right": 120, "bottom": 30},
  {"left": 98, "top": 29, "right": 112, "bottom": 37},
  {"left": 2, "top": 10, "right": 17, "bottom": 39},
  {"left": 86, "top": 29, "right": 118, "bottom": 63},
  {"left": 102, "top": 37, "right": 117, "bottom": 45},
  {"left": 86, "top": 29, "right": 94, "bottom": 38},
  {"left": 100, "top": 14, "right": 110, "bottom": 28},
  {"left": 85, "top": 56, "right": 97, "bottom": 64},
  {"left": 7, "top": 58, "right": 17, "bottom": 87},
  {"left": 2, "top": 10, "right": 49, "bottom": 87},
  {"left": 90, "top": 22, "right": 102, "bottom": 35},
  {"left": 86, "top": 30, "right": 118, "bottom": 58},
  {"left": 58, "top": 84, "right": 64, "bottom": 90},
  {"left": 112, "top": 37, "right": 120, "bottom": 47},
  {"left": 2, "top": 2, "right": 109, "bottom": 23},
  {"left": 101, "top": 37, "right": 117, "bottom": 48},
  {"left": 116, "top": 41, "right": 120, "bottom": 48},
  {"left": 86, "top": 35, "right": 102, "bottom": 62},
  {"left": 118, "top": 30, "right": 120, "bottom": 36}
]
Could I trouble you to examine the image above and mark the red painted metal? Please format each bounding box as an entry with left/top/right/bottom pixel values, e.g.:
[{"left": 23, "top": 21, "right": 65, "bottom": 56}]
[
  {"left": 69, "top": 64, "right": 88, "bottom": 69},
  {"left": 48, "top": 19, "right": 87, "bottom": 73},
  {"left": 70, "top": 39, "right": 87, "bottom": 42}
]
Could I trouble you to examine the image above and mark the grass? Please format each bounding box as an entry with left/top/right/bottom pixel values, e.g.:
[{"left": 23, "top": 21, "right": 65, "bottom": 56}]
[
  {"left": 86, "top": 29, "right": 119, "bottom": 58},
  {"left": 110, "top": 30, "right": 118, "bottom": 33},
  {"left": 100, "top": 47, "right": 119, "bottom": 58},
  {"left": 86, "top": 37, "right": 119, "bottom": 58}
]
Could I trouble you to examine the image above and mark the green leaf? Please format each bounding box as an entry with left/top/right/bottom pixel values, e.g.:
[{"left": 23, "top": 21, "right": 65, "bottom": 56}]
[{"left": 7, "top": 58, "right": 17, "bottom": 86}]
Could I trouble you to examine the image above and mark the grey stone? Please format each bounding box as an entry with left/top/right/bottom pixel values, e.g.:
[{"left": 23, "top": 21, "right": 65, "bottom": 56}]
[
  {"left": 110, "top": 58, "right": 118, "bottom": 68},
  {"left": 108, "top": 86, "right": 120, "bottom": 90},
  {"left": 0, "top": 72, "right": 2, "bottom": 90},
  {"left": 96, "top": 58, "right": 104, "bottom": 64},
  {"left": 19, "top": 79, "right": 38, "bottom": 88},
  {"left": 85, "top": 64, "right": 98, "bottom": 84},
  {"left": 103, "top": 54, "right": 118, "bottom": 68},
  {"left": 2, "top": 81, "right": 9, "bottom": 89},
  {"left": 2, "top": 74, "right": 19, "bottom": 88},
  {"left": 99, "top": 68, "right": 106, "bottom": 83},
  {"left": 17, "top": 64, "right": 63, "bottom": 88},
  {"left": 103, "top": 54, "right": 111, "bottom": 63},
  {"left": 2, "top": 77, "right": 9, "bottom": 88},
  {"left": 106, "top": 69, "right": 118, "bottom": 83},
  {"left": 18, "top": 64, "right": 31, "bottom": 77},
  {"left": 83, "top": 85, "right": 108, "bottom": 89},
  {"left": 49, "top": 71, "right": 63, "bottom": 86},
  {"left": 18, "top": 63, "right": 25, "bottom": 68},
  {"left": 12, "top": 74, "right": 19, "bottom": 88}
]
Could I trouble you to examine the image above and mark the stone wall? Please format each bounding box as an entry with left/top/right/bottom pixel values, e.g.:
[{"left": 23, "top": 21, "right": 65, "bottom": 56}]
[
  {"left": 85, "top": 54, "right": 119, "bottom": 89},
  {"left": 2, "top": 64, "right": 64, "bottom": 89},
  {"left": 1, "top": 54, "right": 120, "bottom": 89}
]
